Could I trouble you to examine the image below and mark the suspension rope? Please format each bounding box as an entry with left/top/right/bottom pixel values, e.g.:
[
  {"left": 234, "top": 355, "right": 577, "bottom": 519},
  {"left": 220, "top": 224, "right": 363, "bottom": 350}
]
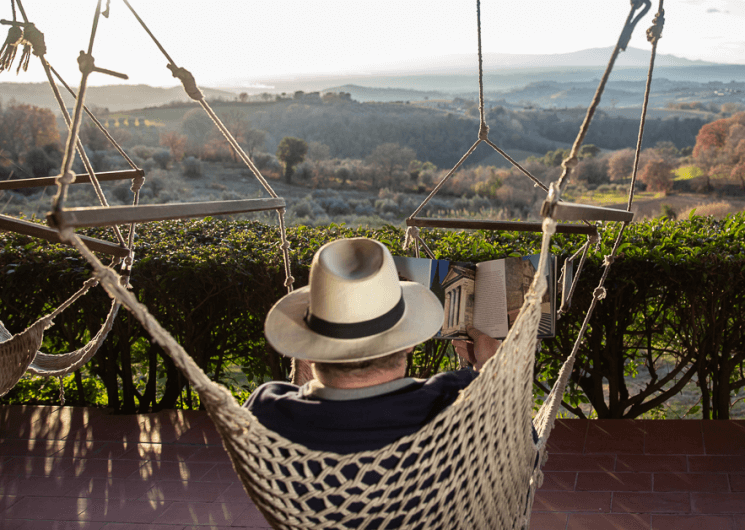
[{"left": 555, "top": 0, "right": 651, "bottom": 193}]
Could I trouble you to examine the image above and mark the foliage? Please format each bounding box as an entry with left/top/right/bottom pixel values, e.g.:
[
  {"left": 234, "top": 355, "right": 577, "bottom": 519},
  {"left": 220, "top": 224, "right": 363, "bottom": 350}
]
[
  {"left": 182, "top": 156, "right": 204, "bottom": 179},
  {"left": 276, "top": 136, "right": 308, "bottom": 183},
  {"left": 692, "top": 112, "right": 745, "bottom": 191},
  {"left": 0, "top": 103, "right": 60, "bottom": 163},
  {"left": 2, "top": 215, "right": 744, "bottom": 419}
]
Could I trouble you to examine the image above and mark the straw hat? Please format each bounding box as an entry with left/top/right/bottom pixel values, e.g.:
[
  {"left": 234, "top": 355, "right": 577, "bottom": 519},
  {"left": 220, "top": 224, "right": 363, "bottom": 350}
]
[{"left": 264, "top": 238, "right": 444, "bottom": 362}]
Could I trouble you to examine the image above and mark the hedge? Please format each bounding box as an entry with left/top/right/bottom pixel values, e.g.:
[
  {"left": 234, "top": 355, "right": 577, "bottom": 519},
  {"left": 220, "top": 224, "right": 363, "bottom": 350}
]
[{"left": 1, "top": 213, "right": 744, "bottom": 419}]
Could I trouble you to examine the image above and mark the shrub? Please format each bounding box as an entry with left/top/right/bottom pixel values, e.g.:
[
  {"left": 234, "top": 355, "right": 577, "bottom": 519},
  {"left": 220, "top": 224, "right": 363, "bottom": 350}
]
[
  {"left": 152, "top": 149, "right": 172, "bottom": 170},
  {"left": 182, "top": 156, "right": 203, "bottom": 179}
]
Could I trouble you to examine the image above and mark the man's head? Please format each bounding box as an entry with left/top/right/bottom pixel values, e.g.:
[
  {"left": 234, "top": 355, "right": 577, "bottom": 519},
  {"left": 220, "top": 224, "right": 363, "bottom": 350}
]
[{"left": 264, "top": 238, "right": 443, "bottom": 364}]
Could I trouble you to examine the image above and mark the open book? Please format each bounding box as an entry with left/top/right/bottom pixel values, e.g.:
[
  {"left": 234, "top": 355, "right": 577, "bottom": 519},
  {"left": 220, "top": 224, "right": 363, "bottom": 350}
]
[{"left": 393, "top": 254, "right": 557, "bottom": 340}]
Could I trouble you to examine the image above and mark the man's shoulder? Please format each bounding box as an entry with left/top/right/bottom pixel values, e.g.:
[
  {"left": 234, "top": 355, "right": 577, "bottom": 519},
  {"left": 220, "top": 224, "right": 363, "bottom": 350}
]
[{"left": 243, "top": 381, "right": 300, "bottom": 409}]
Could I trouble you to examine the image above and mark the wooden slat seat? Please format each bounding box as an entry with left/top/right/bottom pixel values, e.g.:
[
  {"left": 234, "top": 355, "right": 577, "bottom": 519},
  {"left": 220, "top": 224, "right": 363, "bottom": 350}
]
[
  {"left": 0, "top": 214, "right": 128, "bottom": 257},
  {"left": 47, "top": 198, "right": 286, "bottom": 229},
  {"left": 542, "top": 201, "right": 634, "bottom": 223},
  {"left": 406, "top": 217, "right": 599, "bottom": 237},
  {"left": 0, "top": 169, "right": 145, "bottom": 191}
]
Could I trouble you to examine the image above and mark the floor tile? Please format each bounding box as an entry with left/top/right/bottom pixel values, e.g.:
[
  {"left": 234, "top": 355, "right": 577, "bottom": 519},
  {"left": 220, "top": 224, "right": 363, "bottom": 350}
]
[
  {"left": 642, "top": 421, "right": 704, "bottom": 455},
  {"left": 732, "top": 474, "right": 745, "bottom": 492},
  {"left": 66, "top": 477, "right": 157, "bottom": 500},
  {"left": 0, "top": 405, "right": 62, "bottom": 439},
  {"left": 72, "top": 414, "right": 149, "bottom": 443},
  {"left": 64, "top": 458, "right": 146, "bottom": 479},
  {"left": 612, "top": 492, "right": 690, "bottom": 514},
  {"left": 187, "top": 446, "right": 233, "bottom": 464},
  {"left": 692, "top": 493, "right": 745, "bottom": 514},
  {"left": 0, "top": 439, "right": 67, "bottom": 457},
  {"left": 654, "top": 472, "right": 730, "bottom": 492},
  {"left": 0, "top": 456, "right": 76, "bottom": 477},
  {"left": 142, "top": 480, "right": 232, "bottom": 502},
  {"left": 132, "top": 461, "right": 216, "bottom": 482},
  {"left": 689, "top": 456, "right": 745, "bottom": 473},
  {"left": 616, "top": 454, "right": 687, "bottom": 473},
  {"left": 585, "top": 420, "right": 645, "bottom": 454},
  {"left": 198, "top": 462, "right": 240, "bottom": 482},
  {"left": 576, "top": 471, "right": 651, "bottom": 492},
  {"left": 538, "top": 471, "right": 577, "bottom": 491},
  {"left": 53, "top": 441, "right": 131, "bottom": 460},
  {"left": 651, "top": 514, "right": 736, "bottom": 530},
  {"left": 542, "top": 454, "right": 615, "bottom": 472},
  {"left": 0, "top": 518, "right": 26, "bottom": 530},
  {"left": 566, "top": 513, "right": 650, "bottom": 529},
  {"left": 703, "top": 421, "right": 745, "bottom": 455},
  {"left": 118, "top": 443, "right": 200, "bottom": 462},
  {"left": 0, "top": 493, "right": 20, "bottom": 513},
  {"left": 735, "top": 514, "right": 745, "bottom": 530},
  {"left": 528, "top": 512, "right": 568, "bottom": 530},
  {"left": 18, "top": 522, "right": 107, "bottom": 530},
  {"left": 229, "top": 502, "right": 273, "bottom": 528},
  {"left": 0, "top": 496, "right": 91, "bottom": 520},
  {"left": 174, "top": 422, "right": 223, "bottom": 445},
  {"left": 152, "top": 501, "right": 247, "bottom": 525},
  {"left": 533, "top": 491, "right": 611, "bottom": 512},
  {"left": 546, "top": 419, "right": 587, "bottom": 454},
  {"left": 78, "top": 498, "right": 171, "bottom": 523},
  {"left": 214, "top": 482, "right": 251, "bottom": 503},
  {"left": 0, "top": 476, "right": 86, "bottom": 497},
  {"left": 103, "top": 525, "right": 185, "bottom": 530}
]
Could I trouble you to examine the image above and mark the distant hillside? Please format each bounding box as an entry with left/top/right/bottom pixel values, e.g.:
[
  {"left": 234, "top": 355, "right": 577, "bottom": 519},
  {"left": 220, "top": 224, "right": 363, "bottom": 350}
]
[
  {"left": 0, "top": 83, "right": 236, "bottom": 113},
  {"left": 321, "top": 84, "right": 448, "bottom": 103}
]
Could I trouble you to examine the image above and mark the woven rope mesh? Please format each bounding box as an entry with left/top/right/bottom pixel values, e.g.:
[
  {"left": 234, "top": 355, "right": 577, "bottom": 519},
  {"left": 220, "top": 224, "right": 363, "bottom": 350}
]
[{"left": 0, "top": 318, "right": 49, "bottom": 397}]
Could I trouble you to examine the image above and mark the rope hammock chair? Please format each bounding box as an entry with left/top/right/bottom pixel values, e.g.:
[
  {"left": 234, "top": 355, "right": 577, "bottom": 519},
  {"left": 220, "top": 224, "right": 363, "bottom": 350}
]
[
  {"left": 6, "top": 0, "right": 664, "bottom": 527},
  {"left": 1, "top": 0, "right": 296, "bottom": 396},
  {"left": 0, "top": 0, "right": 142, "bottom": 399}
]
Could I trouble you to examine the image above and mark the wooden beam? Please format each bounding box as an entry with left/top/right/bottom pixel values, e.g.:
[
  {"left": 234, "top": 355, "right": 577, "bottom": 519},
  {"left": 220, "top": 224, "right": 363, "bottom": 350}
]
[
  {"left": 0, "top": 169, "right": 145, "bottom": 191},
  {"left": 0, "top": 214, "right": 129, "bottom": 257},
  {"left": 544, "top": 201, "right": 634, "bottom": 223},
  {"left": 47, "top": 198, "right": 286, "bottom": 229},
  {"left": 406, "top": 217, "right": 598, "bottom": 237}
]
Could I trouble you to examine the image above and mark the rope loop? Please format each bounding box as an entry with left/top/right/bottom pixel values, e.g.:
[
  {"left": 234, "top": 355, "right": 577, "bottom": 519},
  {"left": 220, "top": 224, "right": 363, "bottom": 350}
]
[
  {"left": 593, "top": 286, "right": 607, "bottom": 300},
  {"left": 619, "top": 0, "right": 651, "bottom": 51},
  {"left": 478, "top": 120, "right": 489, "bottom": 141},
  {"left": 403, "top": 225, "right": 419, "bottom": 250},
  {"left": 603, "top": 255, "right": 615, "bottom": 267},
  {"left": 284, "top": 276, "right": 295, "bottom": 288},
  {"left": 22, "top": 23, "right": 45, "bottom": 57},
  {"left": 167, "top": 64, "right": 203, "bottom": 101},
  {"left": 646, "top": 7, "right": 665, "bottom": 44},
  {"left": 130, "top": 175, "right": 145, "bottom": 193}
]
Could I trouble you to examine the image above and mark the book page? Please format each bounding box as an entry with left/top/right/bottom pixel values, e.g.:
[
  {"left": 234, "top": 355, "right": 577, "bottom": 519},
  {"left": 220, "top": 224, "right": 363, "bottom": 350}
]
[{"left": 473, "top": 260, "right": 509, "bottom": 338}]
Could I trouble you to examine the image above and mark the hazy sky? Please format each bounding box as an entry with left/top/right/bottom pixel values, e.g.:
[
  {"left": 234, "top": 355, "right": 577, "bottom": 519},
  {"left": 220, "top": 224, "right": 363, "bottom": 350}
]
[{"left": 2, "top": 0, "right": 744, "bottom": 89}]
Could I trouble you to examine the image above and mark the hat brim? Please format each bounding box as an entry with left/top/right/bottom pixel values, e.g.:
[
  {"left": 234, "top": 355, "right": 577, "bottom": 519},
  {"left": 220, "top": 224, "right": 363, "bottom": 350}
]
[{"left": 264, "top": 281, "right": 444, "bottom": 362}]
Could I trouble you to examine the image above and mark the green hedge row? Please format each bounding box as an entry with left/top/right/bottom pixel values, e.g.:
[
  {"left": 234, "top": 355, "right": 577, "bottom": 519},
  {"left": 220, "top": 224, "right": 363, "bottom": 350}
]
[{"left": 1, "top": 213, "right": 744, "bottom": 419}]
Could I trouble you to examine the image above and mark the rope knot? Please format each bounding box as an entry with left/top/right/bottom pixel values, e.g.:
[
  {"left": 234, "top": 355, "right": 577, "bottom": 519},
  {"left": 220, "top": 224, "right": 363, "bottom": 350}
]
[
  {"left": 22, "top": 23, "right": 45, "bottom": 58},
  {"left": 130, "top": 175, "right": 145, "bottom": 193},
  {"left": 279, "top": 240, "right": 291, "bottom": 251},
  {"left": 603, "top": 255, "right": 615, "bottom": 267},
  {"left": 284, "top": 275, "right": 295, "bottom": 288},
  {"left": 593, "top": 286, "right": 607, "bottom": 300},
  {"left": 58, "top": 169, "right": 75, "bottom": 186},
  {"left": 403, "top": 225, "right": 419, "bottom": 250},
  {"left": 478, "top": 121, "right": 489, "bottom": 141},
  {"left": 167, "top": 64, "right": 203, "bottom": 101},
  {"left": 561, "top": 156, "right": 578, "bottom": 170},
  {"left": 646, "top": 8, "right": 665, "bottom": 44},
  {"left": 77, "top": 51, "right": 95, "bottom": 75}
]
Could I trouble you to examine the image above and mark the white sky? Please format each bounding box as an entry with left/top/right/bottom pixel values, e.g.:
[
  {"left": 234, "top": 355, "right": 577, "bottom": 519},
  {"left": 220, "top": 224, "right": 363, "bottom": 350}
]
[{"left": 2, "top": 0, "right": 744, "bottom": 89}]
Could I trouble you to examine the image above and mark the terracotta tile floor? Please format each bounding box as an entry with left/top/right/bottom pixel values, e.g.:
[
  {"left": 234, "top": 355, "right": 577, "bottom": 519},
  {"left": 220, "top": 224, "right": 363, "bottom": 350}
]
[{"left": 1, "top": 406, "right": 744, "bottom": 529}]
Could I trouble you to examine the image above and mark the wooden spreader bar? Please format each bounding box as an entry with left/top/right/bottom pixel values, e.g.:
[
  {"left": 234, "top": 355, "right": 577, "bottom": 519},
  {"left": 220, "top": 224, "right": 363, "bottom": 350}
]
[
  {"left": 0, "top": 169, "right": 145, "bottom": 191},
  {"left": 47, "top": 198, "right": 286, "bottom": 229},
  {"left": 544, "top": 201, "right": 634, "bottom": 223},
  {"left": 0, "top": 214, "right": 129, "bottom": 258},
  {"left": 406, "top": 218, "right": 599, "bottom": 237}
]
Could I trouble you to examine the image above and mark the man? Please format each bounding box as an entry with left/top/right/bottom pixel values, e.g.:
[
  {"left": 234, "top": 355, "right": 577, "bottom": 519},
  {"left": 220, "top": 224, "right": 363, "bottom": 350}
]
[{"left": 245, "top": 237, "right": 525, "bottom": 455}]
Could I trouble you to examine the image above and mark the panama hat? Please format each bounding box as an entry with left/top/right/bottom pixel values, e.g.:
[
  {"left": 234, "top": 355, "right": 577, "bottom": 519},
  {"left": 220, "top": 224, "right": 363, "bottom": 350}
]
[{"left": 264, "top": 238, "right": 444, "bottom": 362}]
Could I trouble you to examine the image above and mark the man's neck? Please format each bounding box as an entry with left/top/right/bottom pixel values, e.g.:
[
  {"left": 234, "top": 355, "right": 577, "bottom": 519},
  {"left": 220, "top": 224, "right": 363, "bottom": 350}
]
[{"left": 315, "top": 368, "right": 405, "bottom": 389}]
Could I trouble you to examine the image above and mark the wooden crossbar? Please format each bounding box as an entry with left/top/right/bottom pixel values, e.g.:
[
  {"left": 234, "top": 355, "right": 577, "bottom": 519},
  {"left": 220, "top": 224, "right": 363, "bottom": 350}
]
[
  {"left": 0, "top": 214, "right": 129, "bottom": 257},
  {"left": 543, "top": 201, "right": 634, "bottom": 223},
  {"left": 47, "top": 198, "right": 286, "bottom": 229},
  {"left": 406, "top": 218, "right": 598, "bottom": 237},
  {"left": 0, "top": 169, "right": 145, "bottom": 191}
]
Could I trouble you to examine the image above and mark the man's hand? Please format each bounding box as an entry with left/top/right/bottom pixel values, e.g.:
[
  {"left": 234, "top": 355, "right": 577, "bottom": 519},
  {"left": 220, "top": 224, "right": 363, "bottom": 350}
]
[{"left": 453, "top": 325, "right": 501, "bottom": 372}]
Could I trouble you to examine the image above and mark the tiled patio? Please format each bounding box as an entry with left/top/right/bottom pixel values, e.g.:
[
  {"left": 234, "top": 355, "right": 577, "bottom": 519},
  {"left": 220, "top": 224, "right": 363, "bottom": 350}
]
[{"left": 0, "top": 405, "right": 743, "bottom": 529}]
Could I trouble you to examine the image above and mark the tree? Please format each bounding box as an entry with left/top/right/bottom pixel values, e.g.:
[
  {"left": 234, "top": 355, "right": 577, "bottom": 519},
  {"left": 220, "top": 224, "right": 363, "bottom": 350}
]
[
  {"left": 180, "top": 108, "right": 215, "bottom": 158},
  {"left": 307, "top": 141, "right": 331, "bottom": 161},
  {"left": 366, "top": 143, "right": 416, "bottom": 187},
  {"left": 0, "top": 103, "right": 60, "bottom": 162},
  {"left": 608, "top": 148, "right": 636, "bottom": 181},
  {"left": 160, "top": 131, "right": 187, "bottom": 161},
  {"left": 693, "top": 112, "right": 745, "bottom": 190},
  {"left": 574, "top": 156, "right": 609, "bottom": 187},
  {"left": 238, "top": 92, "right": 249, "bottom": 103},
  {"left": 276, "top": 137, "right": 308, "bottom": 183},
  {"left": 640, "top": 158, "right": 673, "bottom": 194}
]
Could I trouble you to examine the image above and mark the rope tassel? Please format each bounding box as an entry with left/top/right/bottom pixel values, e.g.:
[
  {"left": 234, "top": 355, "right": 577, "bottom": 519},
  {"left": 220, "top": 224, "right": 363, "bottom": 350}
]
[{"left": 0, "top": 25, "right": 22, "bottom": 72}]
